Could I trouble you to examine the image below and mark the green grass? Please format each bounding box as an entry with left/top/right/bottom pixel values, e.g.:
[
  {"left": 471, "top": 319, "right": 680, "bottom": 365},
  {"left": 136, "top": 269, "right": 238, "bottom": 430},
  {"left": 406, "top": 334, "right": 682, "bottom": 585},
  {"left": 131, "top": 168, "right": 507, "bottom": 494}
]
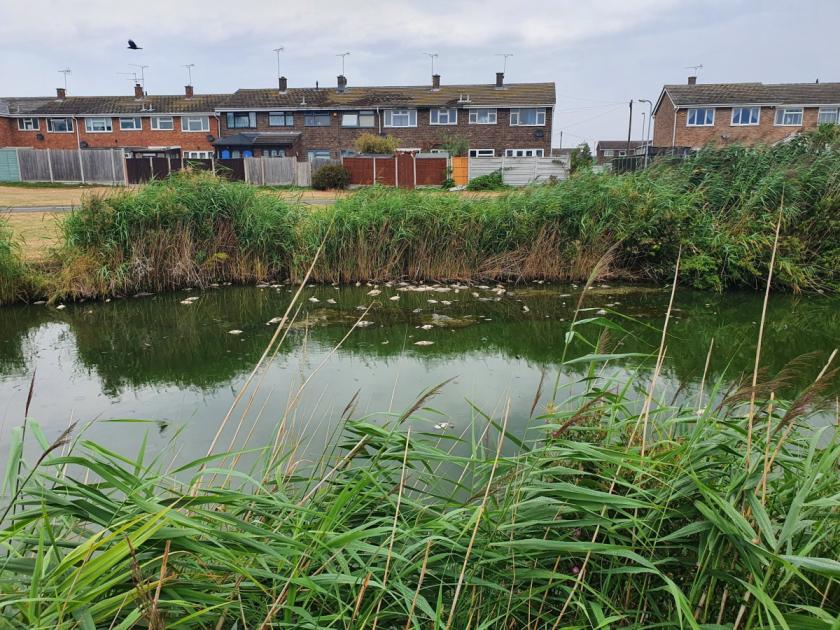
[
  {"left": 0, "top": 216, "right": 37, "bottom": 304},
  {"left": 1, "top": 309, "right": 837, "bottom": 628}
]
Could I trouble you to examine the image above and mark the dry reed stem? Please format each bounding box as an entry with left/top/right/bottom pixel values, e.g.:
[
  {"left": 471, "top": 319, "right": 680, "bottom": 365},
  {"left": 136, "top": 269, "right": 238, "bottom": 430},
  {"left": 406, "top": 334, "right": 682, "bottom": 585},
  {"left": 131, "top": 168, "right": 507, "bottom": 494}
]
[
  {"left": 698, "top": 338, "right": 714, "bottom": 413},
  {"left": 404, "top": 539, "right": 433, "bottom": 630},
  {"left": 445, "top": 400, "right": 510, "bottom": 630}
]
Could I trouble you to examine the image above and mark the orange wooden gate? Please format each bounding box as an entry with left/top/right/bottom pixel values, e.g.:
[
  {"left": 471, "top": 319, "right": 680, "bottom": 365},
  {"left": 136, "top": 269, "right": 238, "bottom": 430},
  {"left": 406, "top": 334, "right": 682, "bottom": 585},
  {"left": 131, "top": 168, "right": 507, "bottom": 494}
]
[{"left": 451, "top": 156, "right": 468, "bottom": 186}]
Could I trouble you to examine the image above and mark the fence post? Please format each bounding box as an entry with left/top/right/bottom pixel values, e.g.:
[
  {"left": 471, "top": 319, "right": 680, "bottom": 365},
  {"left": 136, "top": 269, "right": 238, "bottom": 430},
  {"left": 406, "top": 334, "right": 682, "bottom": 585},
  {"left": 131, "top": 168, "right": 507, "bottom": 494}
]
[
  {"left": 46, "top": 149, "right": 54, "bottom": 183},
  {"left": 533, "top": 156, "right": 538, "bottom": 182},
  {"left": 412, "top": 154, "right": 417, "bottom": 189},
  {"left": 211, "top": 158, "right": 216, "bottom": 176},
  {"left": 110, "top": 150, "right": 117, "bottom": 184},
  {"left": 394, "top": 154, "right": 398, "bottom": 188},
  {"left": 123, "top": 152, "right": 129, "bottom": 185},
  {"left": 261, "top": 157, "right": 266, "bottom": 186},
  {"left": 149, "top": 156, "right": 154, "bottom": 182}
]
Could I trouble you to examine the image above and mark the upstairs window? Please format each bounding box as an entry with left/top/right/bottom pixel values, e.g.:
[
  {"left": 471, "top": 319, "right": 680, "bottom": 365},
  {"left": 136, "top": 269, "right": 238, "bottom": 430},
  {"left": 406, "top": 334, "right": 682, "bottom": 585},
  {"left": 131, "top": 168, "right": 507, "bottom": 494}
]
[
  {"left": 119, "top": 117, "right": 143, "bottom": 130},
  {"left": 46, "top": 118, "right": 73, "bottom": 132},
  {"left": 774, "top": 108, "right": 803, "bottom": 126},
  {"left": 308, "top": 149, "right": 332, "bottom": 160},
  {"left": 17, "top": 118, "right": 39, "bottom": 131},
  {"left": 182, "top": 116, "right": 210, "bottom": 132},
  {"left": 510, "top": 108, "right": 546, "bottom": 126},
  {"left": 430, "top": 108, "right": 457, "bottom": 125},
  {"left": 687, "top": 108, "right": 715, "bottom": 126},
  {"left": 305, "top": 112, "right": 331, "bottom": 127},
  {"left": 469, "top": 148, "right": 495, "bottom": 157},
  {"left": 731, "top": 106, "right": 760, "bottom": 126},
  {"left": 383, "top": 109, "right": 417, "bottom": 127},
  {"left": 85, "top": 117, "right": 113, "bottom": 132},
  {"left": 226, "top": 112, "right": 256, "bottom": 128},
  {"left": 151, "top": 116, "right": 174, "bottom": 130},
  {"left": 268, "top": 111, "right": 294, "bottom": 126},
  {"left": 341, "top": 111, "right": 375, "bottom": 127},
  {"left": 818, "top": 107, "right": 839, "bottom": 124},
  {"left": 505, "top": 148, "right": 544, "bottom": 157},
  {"left": 469, "top": 108, "right": 497, "bottom": 124}
]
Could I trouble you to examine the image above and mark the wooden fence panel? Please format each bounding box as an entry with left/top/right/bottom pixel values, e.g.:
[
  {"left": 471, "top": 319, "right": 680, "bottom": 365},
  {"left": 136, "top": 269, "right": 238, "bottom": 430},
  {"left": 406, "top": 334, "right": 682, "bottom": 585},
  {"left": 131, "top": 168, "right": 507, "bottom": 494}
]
[
  {"left": 467, "top": 157, "right": 568, "bottom": 186},
  {"left": 296, "top": 161, "right": 311, "bottom": 187},
  {"left": 415, "top": 156, "right": 447, "bottom": 186},
  {"left": 263, "top": 157, "right": 296, "bottom": 185},
  {"left": 18, "top": 149, "right": 52, "bottom": 181},
  {"left": 81, "top": 150, "right": 121, "bottom": 183},
  {"left": 50, "top": 150, "right": 81, "bottom": 181},
  {"left": 216, "top": 159, "right": 245, "bottom": 181},
  {"left": 125, "top": 158, "right": 152, "bottom": 184},
  {"left": 374, "top": 157, "right": 396, "bottom": 186},
  {"left": 342, "top": 157, "right": 374, "bottom": 185},
  {"left": 450, "top": 156, "right": 468, "bottom": 186}
]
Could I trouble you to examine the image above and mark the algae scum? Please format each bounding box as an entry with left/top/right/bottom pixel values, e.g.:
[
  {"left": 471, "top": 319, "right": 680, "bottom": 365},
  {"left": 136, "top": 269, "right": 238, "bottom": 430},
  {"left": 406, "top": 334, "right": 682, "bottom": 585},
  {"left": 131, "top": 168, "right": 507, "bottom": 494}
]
[{"left": 1, "top": 282, "right": 838, "bottom": 460}]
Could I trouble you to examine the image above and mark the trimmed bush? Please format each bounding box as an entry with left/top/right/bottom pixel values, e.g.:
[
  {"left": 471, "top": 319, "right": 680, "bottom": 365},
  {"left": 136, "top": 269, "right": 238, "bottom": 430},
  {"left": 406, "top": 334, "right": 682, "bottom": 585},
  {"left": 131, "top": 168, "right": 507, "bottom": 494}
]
[
  {"left": 311, "top": 164, "right": 351, "bottom": 191},
  {"left": 353, "top": 133, "right": 398, "bottom": 154}
]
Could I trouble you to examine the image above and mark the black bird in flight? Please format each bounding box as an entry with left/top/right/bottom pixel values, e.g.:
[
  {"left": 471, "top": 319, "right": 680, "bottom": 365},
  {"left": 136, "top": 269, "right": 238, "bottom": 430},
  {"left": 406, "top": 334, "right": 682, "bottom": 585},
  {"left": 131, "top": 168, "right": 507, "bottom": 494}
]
[{"left": 127, "top": 39, "right": 142, "bottom": 50}]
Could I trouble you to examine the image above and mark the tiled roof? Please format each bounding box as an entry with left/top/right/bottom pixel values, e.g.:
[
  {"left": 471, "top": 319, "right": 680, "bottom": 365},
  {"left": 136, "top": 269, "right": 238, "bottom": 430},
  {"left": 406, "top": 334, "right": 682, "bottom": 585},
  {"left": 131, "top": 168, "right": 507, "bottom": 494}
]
[
  {"left": 4, "top": 94, "right": 228, "bottom": 116},
  {"left": 221, "top": 82, "right": 556, "bottom": 110},
  {"left": 213, "top": 132, "right": 301, "bottom": 146},
  {"left": 596, "top": 140, "right": 645, "bottom": 151},
  {"left": 663, "top": 82, "right": 840, "bottom": 107},
  {"left": 0, "top": 97, "right": 56, "bottom": 115}
]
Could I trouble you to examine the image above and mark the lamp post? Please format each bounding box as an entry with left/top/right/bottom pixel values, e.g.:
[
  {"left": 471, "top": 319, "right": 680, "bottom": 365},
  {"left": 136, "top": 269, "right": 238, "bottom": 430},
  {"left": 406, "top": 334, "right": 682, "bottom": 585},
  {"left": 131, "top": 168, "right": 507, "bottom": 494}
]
[{"left": 638, "top": 98, "right": 653, "bottom": 168}]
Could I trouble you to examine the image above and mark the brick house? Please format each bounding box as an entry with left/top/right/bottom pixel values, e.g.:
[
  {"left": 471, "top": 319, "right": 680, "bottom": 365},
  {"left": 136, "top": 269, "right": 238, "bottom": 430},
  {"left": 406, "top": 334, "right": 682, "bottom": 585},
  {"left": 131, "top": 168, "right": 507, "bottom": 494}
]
[
  {"left": 594, "top": 140, "right": 646, "bottom": 165},
  {"left": 652, "top": 77, "right": 840, "bottom": 149},
  {"left": 214, "top": 73, "right": 555, "bottom": 160},
  {"left": 0, "top": 85, "right": 225, "bottom": 158}
]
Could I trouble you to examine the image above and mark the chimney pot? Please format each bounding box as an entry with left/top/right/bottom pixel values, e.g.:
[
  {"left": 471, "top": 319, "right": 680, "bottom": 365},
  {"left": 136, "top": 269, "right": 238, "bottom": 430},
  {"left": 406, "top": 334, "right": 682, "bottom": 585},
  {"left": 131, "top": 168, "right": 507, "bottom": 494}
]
[
  {"left": 278, "top": 76, "right": 287, "bottom": 92},
  {"left": 495, "top": 72, "right": 504, "bottom": 88},
  {"left": 337, "top": 74, "right": 347, "bottom": 92},
  {"left": 134, "top": 83, "right": 144, "bottom": 98},
  {"left": 56, "top": 87, "right": 66, "bottom": 100},
  {"left": 185, "top": 85, "right": 194, "bottom": 98},
  {"left": 432, "top": 74, "right": 440, "bottom": 89},
  {"left": 687, "top": 76, "right": 697, "bottom": 85}
]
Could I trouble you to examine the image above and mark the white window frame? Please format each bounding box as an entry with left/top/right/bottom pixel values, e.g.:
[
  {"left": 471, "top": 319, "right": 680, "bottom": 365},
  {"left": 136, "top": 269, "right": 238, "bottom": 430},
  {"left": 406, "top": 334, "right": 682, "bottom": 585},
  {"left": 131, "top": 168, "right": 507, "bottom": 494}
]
[
  {"left": 730, "top": 106, "right": 760, "bottom": 126},
  {"left": 468, "top": 148, "right": 495, "bottom": 157},
  {"left": 817, "top": 107, "right": 839, "bottom": 124},
  {"left": 509, "top": 108, "right": 546, "bottom": 126},
  {"left": 307, "top": 149, "right": 332, "bottom": 161},
  {"left": 119, "top": 117, "right": 143, "bottom": 131},
  {"left": 504, "top": 148, "right": 544, "bottom": 157},
  {"left": 184, "top": 151, "right": 213, "bottom": 159},
  {"left": 686, "top": 108, "right": 715, "bottom": 127},
  {"left": 774, "top": 108, "right": 803, "bottom": 126},
  {"left": 430, "top": 108, "right": 457, "bottom": 125},
  {"left": 468, "top": 108, "right": 497, "bottom": 125},
  {"left": 603, "top": 149, "right": 614, "bottom": 157},
  {"left": 383, "top": 109, "right": 417, "bottom": 128},
  {"left": 341, "top": 111, "right": 374, "bottom": 128},
  {"left": 226, "top": 111, "right": 256, "bottom": 129},
  {"left": 84, "top": 117, "right": 113, "bottom": 133},
  {"left": 151, "top": 116, "right": 174, "bottom": 131},
  {"left": 304, "top": 112, "right": 332, "bottom": 127},
  {"left": 181, "top": 116, "right": 210, "bottom": 132},
  {"left": 17, "top": 118, "right": 39, "bottom": 131},
  {"left": 268, "top": 111, "right": 294, "bottom": 127},
  {"left": 46, "top": 118, "right": 74, "bottom": 133}
]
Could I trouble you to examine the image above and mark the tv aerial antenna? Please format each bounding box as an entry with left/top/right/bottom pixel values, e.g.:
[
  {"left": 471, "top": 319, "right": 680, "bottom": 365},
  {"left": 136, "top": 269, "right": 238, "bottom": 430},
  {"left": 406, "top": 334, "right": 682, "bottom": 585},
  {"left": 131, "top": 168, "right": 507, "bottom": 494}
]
[
  {"left": 495, "top": 53, "right": 514, "bottom": 74},
  {"left": 182, "top": 63, "right": 195, "bottom": 85},
  {"left": 685, "top": 64, "right": 704, "bottom": 75},
  {"left": 336, "top": 51, "right": 350, "bottom": 75},
  {"left": 58, "top": 67, "right": 72, "bottom": 91},
  {"left": 424, "top": 52, "right": 438, "bottom": 76}
]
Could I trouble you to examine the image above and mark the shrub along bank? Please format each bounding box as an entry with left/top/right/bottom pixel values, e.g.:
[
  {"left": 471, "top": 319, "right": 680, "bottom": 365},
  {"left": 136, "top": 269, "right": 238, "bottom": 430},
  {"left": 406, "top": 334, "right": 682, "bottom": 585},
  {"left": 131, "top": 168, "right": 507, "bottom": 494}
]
[{"left": 2, "top": 126, "right": 839, "bottom": 302}]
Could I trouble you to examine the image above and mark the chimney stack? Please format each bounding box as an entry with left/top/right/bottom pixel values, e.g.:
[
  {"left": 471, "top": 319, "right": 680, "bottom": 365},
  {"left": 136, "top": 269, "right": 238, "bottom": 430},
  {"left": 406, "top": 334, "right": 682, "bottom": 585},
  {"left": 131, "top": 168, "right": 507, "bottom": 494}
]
[
  {"left": 185, "top": 85, "right": 194, "bottom": 98},
  {"left": 432, "top": 73, "right": 440, "bottom": 90},
  {"left": 495, "top": 72, "right": 504, "bottom": 88},
  {"left": 56, "top": 87, "right": 66, "bottom": 100},
  {"left": 134, "top": 83, "right": 144, "bottom": 98},
  {"left": 278, "top": 76, "right": 287, "bottom": 92},
  {"left": 687, "top": 76, "right": 697, "bottom": 85},
  {"left": 337, "top": 74, "right": 347, "bottom": 92}
]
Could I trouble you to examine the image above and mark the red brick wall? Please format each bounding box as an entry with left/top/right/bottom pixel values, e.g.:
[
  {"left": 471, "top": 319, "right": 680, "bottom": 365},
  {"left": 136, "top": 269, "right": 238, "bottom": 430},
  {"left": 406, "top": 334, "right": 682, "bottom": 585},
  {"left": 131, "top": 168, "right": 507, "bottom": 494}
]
[
  {"left": 1, "top": 115, "right": 220, "bottom": 153},
  {"left": 654, "top": 100, "right": 823, "bottom": 148},
  {"left": 219, "top": 107, "right": 552, "bottom": 159},
  {"left": 0, "top": 117, "right": 13, "bottom": 146}
]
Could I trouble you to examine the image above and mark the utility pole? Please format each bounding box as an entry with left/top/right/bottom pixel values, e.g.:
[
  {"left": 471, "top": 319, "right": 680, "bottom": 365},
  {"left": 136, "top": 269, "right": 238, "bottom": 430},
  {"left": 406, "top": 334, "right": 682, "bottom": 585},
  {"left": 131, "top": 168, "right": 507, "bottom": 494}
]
[
  {"left": 558, "top": 130, "right": 563, "bottom": 149},
  {"left": 625, "top": 99, "right": 633, "bottom": 157},
  {"left": 638, "top": 98, "right": 653, "bottom": 168}
]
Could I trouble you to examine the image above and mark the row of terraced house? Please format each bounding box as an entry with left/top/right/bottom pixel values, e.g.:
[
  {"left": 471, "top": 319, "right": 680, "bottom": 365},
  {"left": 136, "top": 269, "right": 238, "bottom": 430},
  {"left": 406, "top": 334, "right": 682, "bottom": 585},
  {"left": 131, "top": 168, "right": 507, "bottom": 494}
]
[{"left": 0, "top": 73, "right": 555, "bottom": 162}]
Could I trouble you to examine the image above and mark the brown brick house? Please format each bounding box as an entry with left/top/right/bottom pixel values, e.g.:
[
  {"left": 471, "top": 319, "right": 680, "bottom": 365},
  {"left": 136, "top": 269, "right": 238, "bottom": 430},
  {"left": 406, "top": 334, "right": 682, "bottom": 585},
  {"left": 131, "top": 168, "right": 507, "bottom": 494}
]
[
  {"left": 0, "top": 85, "right": 225, "bottom": 158},
  {"left": 594, "top": 140, "right": 646, "bottom": 165},
  {"left": 214, "top": 73, "right": 555, "bottom": 160},
  {"left": 651, "top": 78, "right": 840, "bottom": 149}
]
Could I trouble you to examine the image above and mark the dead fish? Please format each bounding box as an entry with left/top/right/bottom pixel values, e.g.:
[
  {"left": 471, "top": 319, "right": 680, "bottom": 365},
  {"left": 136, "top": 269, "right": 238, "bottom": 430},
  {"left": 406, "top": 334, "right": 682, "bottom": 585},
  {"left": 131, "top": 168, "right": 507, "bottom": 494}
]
[
  {"left": 522, "top": 305, "right": 530, "bottom": 312},
  {"left": 267, "top": 316, "right": 282, "bottom": 325},
  {"left": 596, "top": 309, "right": 607, "bottom": 316},
  {"left": 427, "top": 299, "right": 438, "bottom": 304},
  {"left": 33, "top": 300, "right": 46, "bottom": 305},
  {"left": 471, "top": 292, "right": 480, "bottom": 298},
  {"left": 308, "top": 297, "right": 320, "bottom": 303},
  {"left": 434, "top": 422, "right": 455, "bottom": 430},
  {"left": 419, "top": 324, "right": 434, "bottom": 330},
  {"left": 228, "top": 329, "right": 243, "bottom": 335},
  {"left": 367, "top": 289, "right": 382, "bottom": 296},
  {"left": 357, "top": 320, "right": 374, "bottom": 327},
  {"left": 441, "top": 300, "right": 451, "bottom": 305},
  {"left": 412, "top": 308, "right": 422, "bottom": 313},
  {"left": 389, "top": 295, "right": 400, "bottom": 301},
  {"left": 326, "top": 298, "right": 337, "bottom": 304},
  {"left": 56, "top": 304, "right": 66, "bottom": 310},
  {"left": 414, "top": 340, "right": 434, "bottom": 346}
]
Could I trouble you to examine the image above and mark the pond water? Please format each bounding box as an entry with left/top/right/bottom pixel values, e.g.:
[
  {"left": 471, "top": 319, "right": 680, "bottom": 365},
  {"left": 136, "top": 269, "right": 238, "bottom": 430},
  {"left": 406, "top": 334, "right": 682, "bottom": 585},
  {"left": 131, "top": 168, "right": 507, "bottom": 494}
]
[{"left": 1, "top": 282, "right": 838, "bottom": 464}]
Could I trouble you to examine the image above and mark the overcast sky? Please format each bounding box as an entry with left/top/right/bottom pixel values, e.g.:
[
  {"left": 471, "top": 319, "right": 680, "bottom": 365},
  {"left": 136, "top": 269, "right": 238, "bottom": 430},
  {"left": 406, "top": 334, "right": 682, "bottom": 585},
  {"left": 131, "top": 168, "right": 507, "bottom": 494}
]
[{"left": 2, "top": 0, "right": 838, "bottom": 148}]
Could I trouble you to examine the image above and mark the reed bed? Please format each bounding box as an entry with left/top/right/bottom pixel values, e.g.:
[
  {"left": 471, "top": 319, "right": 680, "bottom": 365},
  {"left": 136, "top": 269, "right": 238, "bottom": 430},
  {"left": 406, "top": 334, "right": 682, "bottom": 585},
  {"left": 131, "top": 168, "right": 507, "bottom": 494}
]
[{"left": 0, "top": 216, "right": 37, "bottom": 305}]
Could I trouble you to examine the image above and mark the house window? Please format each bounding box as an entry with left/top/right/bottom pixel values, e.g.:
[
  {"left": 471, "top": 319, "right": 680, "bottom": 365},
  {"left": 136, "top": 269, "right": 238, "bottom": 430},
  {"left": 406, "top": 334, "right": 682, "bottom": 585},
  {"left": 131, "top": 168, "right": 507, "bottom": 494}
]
[
  {"left": 731, "top": 107, "right": 760, "bottom": 126},
  {"left": 510, "top": 108, "right": 546, "bottom": 126},
  {"left": 341, "top": 111, "right": 375, "bottom": 128},
  {"left": 17, "top": 118, "right": 39, "bottom": 131},
  {"left": 46, "top": 118, "right": 73, "bottom": 133},
  {"left": 119, "top": 117, "right": 142, "bottom": 131},
  {"left": 687, "top": 108, "right": 715, "bottom": 126},
  {"left": 505, "top": 148, "right": 544, "bottom": 157},
  {"left": 184, "top": 151, "right": 213, "bottom": 159},
  {"left": 182, "top": 116, "right": 210, "bottom": 132},
  {"left": 151, "top": 116, "right": 174, "bottom": 130},
  {"left": 430, "top": 108, "right": 457, "bottom": 125},
  {"left": 268, "top": 111, "right": 294, "bottom": 126},
  {"left": 468, "top": 108, "right": 497, "bottom": 124},
  {"left": 603, "top": 149, "right": 614, "bottom": 157},
  {"left": 383, "top": 109, "right": 417, "bottom": 128},
  {"left": 264, "top": 149, "right": 286, "bottom": 157},
  {"left": 226, "top": 112, "right": 256, "bottom": 129},
  {"left": 774, "top": 108, "right": 803, "bottom": 126},
  {"left": 84, "top": 117, "right": 112, "bottom": 132},
  {"left": 305, "top": 112, "right": 331, "bottom": 127},
  {"left": 308, "top": 149, "right": 332, "bottom": 160},
  {"left": 818, "top": 107, "right": 839, "bottom": 124},
  {"left": 468, "top": 148, "right": 495, "bottom": 157}
]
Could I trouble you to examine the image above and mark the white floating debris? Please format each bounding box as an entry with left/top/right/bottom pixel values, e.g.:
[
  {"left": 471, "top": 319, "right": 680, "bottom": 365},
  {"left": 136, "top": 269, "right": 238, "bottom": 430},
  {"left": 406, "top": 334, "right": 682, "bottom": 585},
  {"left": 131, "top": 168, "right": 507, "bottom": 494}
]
[
  {"left": 56, "top": 304, "right": 66, "bottom": 310},
  {"left": 471, "top": 292, "right": 480, "bottom": 298},
  {"left": 596, "top": 309, "right": 607, "bottom": 316},
  {"left": 228, "top": 330, "right": 243, "bottom": 335},
  {"left": 412, "top": 308, "right": 422, "bottom": 313},
  {"left": 367, "top": 289, "right": 381, "bottom": 296},
  {"left": 427, "top": 299, "right": 438, "bottom": 304},
  {"left": 414, "top": 340, "right": 434, "bottom": 346},
  {"left": 389, "top": 295, "right": 400, "bottom": 301},
  {"left": 326, "top": 298, "right": 337, "bottom": 304},
  {"left": 441, "top": 300, "right": 451, "bottom": 305},
  {"left": 308, "top": 296, "right": 320, "bottom": 303},
  {"left": 267, "top": 316, "right": 282, "bottom": 325},
  {"left": 522, "top": 305, "right": 530, "bottom": 312},
  {"left": 434, "top": 422, "right": 455, "bottom": 430},
  {"left": 357, "top": 320, "right": 374, "bottom": 327},
  {"left": 419, "top": 324, "right": 434, "bottom": 330},
  {"left": 180, "top": 300, "right": 194, "bottom": 305},
  {"left": 33, "top": 300, "right": 46, "bottom": 305}
]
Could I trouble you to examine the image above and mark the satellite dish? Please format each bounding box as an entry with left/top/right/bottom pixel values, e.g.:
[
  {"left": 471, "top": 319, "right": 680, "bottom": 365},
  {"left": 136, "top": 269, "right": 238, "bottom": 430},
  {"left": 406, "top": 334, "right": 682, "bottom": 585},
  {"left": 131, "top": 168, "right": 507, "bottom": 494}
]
[
  {"left": 206, "top": 134, "right": 215, "bottom": 142},
  {"left": 80, "top": 140, "right": 89, "bottom": 148},
  {"left": 36, "top": 133, "right": 45, "bottom": 141}
]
